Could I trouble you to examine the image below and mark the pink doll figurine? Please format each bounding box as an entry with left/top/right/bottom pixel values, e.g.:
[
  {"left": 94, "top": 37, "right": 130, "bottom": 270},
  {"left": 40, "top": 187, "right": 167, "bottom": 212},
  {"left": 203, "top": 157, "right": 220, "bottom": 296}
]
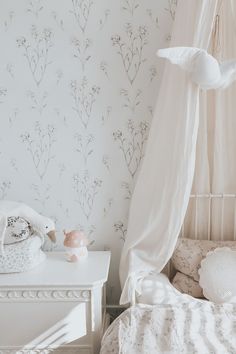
[{"left": 63, "top": 230, "right": 88, "bottom": 262}]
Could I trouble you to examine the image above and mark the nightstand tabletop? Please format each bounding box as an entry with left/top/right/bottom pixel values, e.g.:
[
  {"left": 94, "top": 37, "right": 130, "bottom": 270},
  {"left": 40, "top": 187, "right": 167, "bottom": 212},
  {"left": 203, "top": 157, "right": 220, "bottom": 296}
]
[{"left": 0, "top": 251, "right": 111, "bottom": 288}]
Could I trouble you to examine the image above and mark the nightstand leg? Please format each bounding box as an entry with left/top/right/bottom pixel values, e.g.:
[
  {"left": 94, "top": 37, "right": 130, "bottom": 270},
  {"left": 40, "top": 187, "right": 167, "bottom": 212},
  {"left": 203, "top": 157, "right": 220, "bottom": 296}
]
[{"left": 91, "top": 286, "right": 103, "bottom": 354}]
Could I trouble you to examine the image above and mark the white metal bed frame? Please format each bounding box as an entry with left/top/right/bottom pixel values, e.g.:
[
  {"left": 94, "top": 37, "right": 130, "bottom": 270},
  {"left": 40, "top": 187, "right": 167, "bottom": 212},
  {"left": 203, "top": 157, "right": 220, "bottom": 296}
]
[
  {"left": 164, "top": 193, "right": 236, "bottom": 279},
  {"left": 181, "top": 193, "right": 236, "bottom": 240},
  {"left": 130, "top": 193, "right": 236, "bottom": 302}
]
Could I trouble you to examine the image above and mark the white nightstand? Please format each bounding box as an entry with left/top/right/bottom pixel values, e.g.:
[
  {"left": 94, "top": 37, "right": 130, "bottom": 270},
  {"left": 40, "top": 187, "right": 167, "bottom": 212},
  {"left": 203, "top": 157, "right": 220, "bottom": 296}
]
[{"left": 0, "top": 251, "right": 111, "bottom": 354}]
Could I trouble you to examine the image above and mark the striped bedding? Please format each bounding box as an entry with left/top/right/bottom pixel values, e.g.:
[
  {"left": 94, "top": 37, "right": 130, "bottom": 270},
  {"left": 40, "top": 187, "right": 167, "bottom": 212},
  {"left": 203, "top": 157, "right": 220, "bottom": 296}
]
[{"left": 101, "top": 294, "right": 236, "bottom": 354}]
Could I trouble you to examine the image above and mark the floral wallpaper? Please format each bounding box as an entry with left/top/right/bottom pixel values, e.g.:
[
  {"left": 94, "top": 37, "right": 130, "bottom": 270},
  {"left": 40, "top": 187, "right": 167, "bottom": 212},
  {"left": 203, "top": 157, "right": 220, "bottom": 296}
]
[{"left": 0, "top": 0, "right": 175, "bottom": 303}]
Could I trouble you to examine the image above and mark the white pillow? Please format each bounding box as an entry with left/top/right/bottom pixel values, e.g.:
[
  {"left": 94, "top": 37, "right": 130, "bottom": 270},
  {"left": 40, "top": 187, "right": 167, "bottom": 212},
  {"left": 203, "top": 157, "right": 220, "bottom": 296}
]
[
  {"left": 199, "top": 247, "right": 236, "bottom": 303},
  {"left": 172, "top": 238, "right": 236, "bottom": 281}
]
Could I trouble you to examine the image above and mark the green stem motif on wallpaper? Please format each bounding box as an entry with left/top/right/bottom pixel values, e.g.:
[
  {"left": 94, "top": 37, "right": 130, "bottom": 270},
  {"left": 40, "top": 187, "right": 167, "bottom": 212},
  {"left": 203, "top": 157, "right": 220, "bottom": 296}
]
[
  {"left": 146, "top": 9, "right": 159, "bottom": 29},
  {"left": 101, "top": 106, "right": 112, "bottom": 126},
  {"left": 121, "top": 181, "right": 132, "bottom": 200},
  {"left": 6, "top": 63, "right": 14, "bottom": 79},
  {"left": 31, "top": 183, "right": 51, "bottom": 207},
  {"left": 17, "top": 26, "right": 53, "bottom": 87},
  {"left": 27, "top": 0, "right": 44, "bottom": 18},
  {"left": 0, "top": 181, "right": 11, "bottom": 199},
  {"left": 120, "top": 88, "right": 142, "bottom": 113},
  {"left": 21, "top": 122, "right": 56, "bottom": 181},
  {"left": 0, "top": 87, "right": 7, "bottom": 104},
  {"left": 99, "top": 9, "right": 110, "bottom": 31},
  {"left": 149, "top": 65, "right": 158, "bottom": 83},
  {"left": 111, "top": 24, "right": 148, "bottom": 86},
  {"left": 102, "top": 155, "right": 111, "bottom": 173},
  {"left": 71, "top": 0, "right": 93, "bottom": 33},
  {"left": 70, "top": 78, "right": 100, "bottom": 129},
  {"left": 100, "top": 61, "right": 109, "bottom": 80},
  {"left": 165, "top": 0, "right": 178, "bottom": 21},
  {"left": 51, "top": 11, "right": 64, "bottom": 31},
  {"left": 122, "top": 0, "right": 140, "bottom": 16},
  {"left": 113, "top": 120, "right": 149, "bottom": 179},
  {"left": 27, "top": 90, "right": 48, "bottom": 115},
  {"left": 74, "top": 133, "right": 94, "bottom": 165},
  {"left": 72, "top": 37, "right": 92, "bottom": 71},
  {"left": 8, "top": 108, "right": 19, "bottom": 126},
  {"left": 103, "top": 198, "right": 113, "bottom": 218},
  {"left": 73, "top": 171, "right": 102, "bottom": 220},
  {"left": 114, "top": 221, "right": 127, "bottom": 242},
  {"left": 4, "top": 11, "right": 14, "bottom": 32}
]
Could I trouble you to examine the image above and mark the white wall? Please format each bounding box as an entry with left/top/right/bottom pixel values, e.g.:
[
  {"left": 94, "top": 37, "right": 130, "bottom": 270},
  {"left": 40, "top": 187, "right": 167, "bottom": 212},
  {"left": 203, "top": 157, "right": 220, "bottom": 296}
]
[{"left": 0, "top": 0, "right": 175, "bottom": 303}]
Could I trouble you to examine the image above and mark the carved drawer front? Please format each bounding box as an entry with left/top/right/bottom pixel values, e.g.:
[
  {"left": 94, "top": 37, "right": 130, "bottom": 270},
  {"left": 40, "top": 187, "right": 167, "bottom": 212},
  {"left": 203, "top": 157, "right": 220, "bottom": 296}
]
[
  {"left": 0, "top": 287, "right": 92, "bottom": 353},
  {"left": 0, "top": 252, "right": 111, "bottom": 354},
  {"left": 0, "top": 288, "right": 91, "bottom": 302}
]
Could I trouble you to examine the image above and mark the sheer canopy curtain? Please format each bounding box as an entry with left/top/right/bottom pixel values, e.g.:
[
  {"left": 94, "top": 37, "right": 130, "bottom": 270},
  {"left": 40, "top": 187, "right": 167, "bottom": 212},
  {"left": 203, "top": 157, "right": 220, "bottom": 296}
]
[
  {"left": 119, "top": 0, "right": 218, "bottom": 305},
  {"left": 187, "top": 0, "right": 236, "bottom": 241},
  {"left": 211, "top": 0, "right": 236, "bottom": 239}
]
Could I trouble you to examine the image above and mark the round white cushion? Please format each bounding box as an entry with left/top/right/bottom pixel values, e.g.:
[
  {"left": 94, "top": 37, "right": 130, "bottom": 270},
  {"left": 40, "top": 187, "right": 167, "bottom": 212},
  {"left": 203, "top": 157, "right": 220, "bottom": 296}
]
[{"left": 199, "top": 247, "right": 236, "bottom": 303}]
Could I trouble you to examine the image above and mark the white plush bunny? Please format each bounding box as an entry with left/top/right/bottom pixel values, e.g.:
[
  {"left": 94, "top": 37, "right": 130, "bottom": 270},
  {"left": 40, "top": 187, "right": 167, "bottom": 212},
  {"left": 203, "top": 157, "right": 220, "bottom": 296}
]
[
  {"left": 158, "top": 46, "right": 236, "bottom": 89},
  {"left": 0, "top": 200, "right": 56, "bottom": 253}
]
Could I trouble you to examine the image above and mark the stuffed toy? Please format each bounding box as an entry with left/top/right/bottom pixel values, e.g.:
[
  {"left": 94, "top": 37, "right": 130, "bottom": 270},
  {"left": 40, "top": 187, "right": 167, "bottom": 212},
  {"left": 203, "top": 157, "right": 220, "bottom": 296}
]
[
  {"left": 158, "top": 46, "right": 236, "bottom": 90},
  {"left": 0, "top": 200, "right": 56, "bottom": 254},
  {"left": 63, "top": 230, "right": 88, "bottom": 262}
]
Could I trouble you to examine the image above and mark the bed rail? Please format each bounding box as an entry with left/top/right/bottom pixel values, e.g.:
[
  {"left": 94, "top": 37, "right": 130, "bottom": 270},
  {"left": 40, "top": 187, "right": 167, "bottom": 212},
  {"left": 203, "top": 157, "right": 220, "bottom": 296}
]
[{"left": 181, "top": 193, "right": 236, "bottom": 240}]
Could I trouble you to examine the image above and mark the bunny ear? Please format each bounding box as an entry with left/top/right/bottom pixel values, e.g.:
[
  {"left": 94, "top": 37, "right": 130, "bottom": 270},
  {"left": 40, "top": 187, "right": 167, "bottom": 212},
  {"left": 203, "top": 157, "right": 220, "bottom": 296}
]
[
  {"left": 0, "top": 214, "right": 7, "bottom": 254},
  {"left": 157, "top": 46, "right": 207, "bottom": 71}
]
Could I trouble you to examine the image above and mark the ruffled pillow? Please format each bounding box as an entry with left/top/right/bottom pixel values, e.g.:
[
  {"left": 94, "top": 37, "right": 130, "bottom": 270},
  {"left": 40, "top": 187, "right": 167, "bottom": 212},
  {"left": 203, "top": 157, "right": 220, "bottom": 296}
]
[
  {"left": 171, "top": 238, "right": 236, "bottom": 281},
  {"left": 172, "top": 271, "right": 204, "bottom": 298},
  {"left": 199, "top": 247, "right": 236, "bottom": 303}
]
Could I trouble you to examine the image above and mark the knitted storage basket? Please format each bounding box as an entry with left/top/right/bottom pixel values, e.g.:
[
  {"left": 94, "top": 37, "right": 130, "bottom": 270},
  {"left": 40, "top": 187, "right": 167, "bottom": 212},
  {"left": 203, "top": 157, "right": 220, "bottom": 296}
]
[{"left": 0, "top": 233, "right": 45, "bottom": 273}]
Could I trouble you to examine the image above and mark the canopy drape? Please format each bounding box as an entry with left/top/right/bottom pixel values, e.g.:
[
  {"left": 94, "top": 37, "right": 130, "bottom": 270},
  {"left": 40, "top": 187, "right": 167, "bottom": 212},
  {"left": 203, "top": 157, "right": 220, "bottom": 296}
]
[
  {"left": 187, "top": 0, "right": 236, "bottom": 240},
  {"left": 120, "top": 0, "right": 218, "bottom": 305}
]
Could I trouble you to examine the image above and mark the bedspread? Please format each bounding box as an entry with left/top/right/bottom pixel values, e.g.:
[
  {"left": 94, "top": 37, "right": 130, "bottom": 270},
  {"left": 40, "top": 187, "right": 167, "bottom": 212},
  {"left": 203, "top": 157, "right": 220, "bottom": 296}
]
[{"left": 101, "top": 296, "right": 236, "bottom": 354}]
